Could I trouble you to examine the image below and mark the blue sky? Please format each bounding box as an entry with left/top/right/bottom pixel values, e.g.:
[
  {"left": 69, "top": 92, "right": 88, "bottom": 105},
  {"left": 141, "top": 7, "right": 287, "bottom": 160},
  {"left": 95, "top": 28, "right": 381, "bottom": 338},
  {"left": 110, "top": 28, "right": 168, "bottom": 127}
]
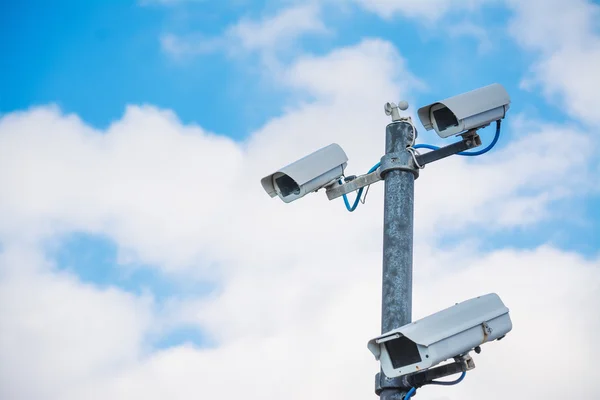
[{"left": 0, "top": 1, "right": 599, "bottom": 399}]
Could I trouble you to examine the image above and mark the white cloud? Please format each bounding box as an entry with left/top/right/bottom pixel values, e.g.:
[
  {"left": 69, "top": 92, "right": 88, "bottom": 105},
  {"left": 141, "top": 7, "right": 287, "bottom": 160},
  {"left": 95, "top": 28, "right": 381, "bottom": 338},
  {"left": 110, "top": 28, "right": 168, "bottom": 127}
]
[
  {"left": 507, "top": 0, "right": 600, "bottom": 125},
  {"left": 281, "top": 39, "right": 424, "bottom": 106},
  {"left": 229, "top": 4, "right": 329, "bottom": 53},
  {"left": 161, "top": 3, "right": 329, "bottom": 61},
  {"left": 0, "top": 245, "right": 154, "bottom": 400},
  {"left": 1, "top": 37, "right": 599, "bottom": 400},
  {"left": 344, "top": 0, "right": 494, "bottom": 22}
]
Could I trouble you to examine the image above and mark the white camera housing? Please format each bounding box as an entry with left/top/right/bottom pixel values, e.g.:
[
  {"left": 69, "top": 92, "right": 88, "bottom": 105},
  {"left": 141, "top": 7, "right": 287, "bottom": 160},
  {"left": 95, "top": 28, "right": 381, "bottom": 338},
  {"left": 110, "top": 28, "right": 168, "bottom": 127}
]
[
  {"left": 368, "top": 293, "right": 512, "bottom": 378},
  {"left": 417, "top": 83, "right": 510, "bottom": 138},
  {"left": 261, "top": 143, "right": 348, "bottom": 203}
]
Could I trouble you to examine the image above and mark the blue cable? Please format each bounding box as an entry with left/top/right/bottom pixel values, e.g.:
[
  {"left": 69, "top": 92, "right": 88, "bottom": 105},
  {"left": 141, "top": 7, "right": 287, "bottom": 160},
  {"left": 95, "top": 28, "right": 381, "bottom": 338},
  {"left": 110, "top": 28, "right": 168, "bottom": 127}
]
[
  {"left": 426, "top": 371, "right": 467, "bottom": 386},
  {"left": 413, "top": 120, "right": 502, "bottom": 156},
  {"left": 341, "top": 162, "right": 380, "bottom": 212},
  {"left": 368, "top": 163, "right": 381, "bottom": 173},
  {"left": 404, "top": 371, "right": 466, "bottom": 400},
  {"left": 404, "top": 387, "right": 417, "bottom": 400},
  {"left": 411, "top": 143, "right": 441, "bottom": 151}
]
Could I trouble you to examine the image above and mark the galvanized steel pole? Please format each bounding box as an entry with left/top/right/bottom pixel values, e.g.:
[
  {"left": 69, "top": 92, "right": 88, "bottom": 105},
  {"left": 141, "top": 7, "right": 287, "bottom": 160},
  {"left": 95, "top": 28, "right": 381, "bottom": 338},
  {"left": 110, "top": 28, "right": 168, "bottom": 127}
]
[{"left": 378, "top": 121, "right": 418, "bottom": 400}]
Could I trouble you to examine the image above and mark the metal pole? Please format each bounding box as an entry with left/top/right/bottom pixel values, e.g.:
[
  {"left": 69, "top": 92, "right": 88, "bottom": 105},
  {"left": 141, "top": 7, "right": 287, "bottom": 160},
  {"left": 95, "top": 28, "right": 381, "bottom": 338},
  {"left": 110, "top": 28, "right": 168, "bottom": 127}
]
[{"left": 378, "top": 121, "right": 417, "bottom": 400}]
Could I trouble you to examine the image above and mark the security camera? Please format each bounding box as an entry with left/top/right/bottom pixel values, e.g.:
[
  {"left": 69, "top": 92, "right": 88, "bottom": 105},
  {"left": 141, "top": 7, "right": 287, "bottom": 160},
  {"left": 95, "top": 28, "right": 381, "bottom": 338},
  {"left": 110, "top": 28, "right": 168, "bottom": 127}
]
[
  {"left": 368, "top": 293, "right": 512, "bottom": 378},
  {"left": 261, "top": 143, "right": 348, "bottom": 203},
  {"left": 417, "top": 83, "right": 510, "bottom": 138}
]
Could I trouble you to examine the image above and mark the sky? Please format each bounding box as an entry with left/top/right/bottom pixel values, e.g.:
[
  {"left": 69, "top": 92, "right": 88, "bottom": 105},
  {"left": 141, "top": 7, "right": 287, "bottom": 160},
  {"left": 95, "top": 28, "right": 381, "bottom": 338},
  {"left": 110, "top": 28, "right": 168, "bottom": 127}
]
[{"left": 0, "top": 0, "right": 599, "bottom": 399}]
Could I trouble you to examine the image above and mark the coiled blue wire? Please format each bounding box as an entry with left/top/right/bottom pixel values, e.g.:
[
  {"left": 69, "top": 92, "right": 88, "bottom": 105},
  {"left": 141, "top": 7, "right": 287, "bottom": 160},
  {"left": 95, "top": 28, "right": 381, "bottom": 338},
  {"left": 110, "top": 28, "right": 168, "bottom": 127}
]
[{"left": 341, "top": 162, "right": 380, "bottom": 212}]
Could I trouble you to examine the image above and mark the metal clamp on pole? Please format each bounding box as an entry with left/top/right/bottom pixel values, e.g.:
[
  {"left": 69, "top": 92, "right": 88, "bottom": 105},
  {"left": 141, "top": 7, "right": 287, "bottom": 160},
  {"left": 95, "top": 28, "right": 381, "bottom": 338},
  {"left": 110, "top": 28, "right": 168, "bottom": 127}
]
[{"left": 379, "top": 151, "right": 419, "bottom": 180}]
